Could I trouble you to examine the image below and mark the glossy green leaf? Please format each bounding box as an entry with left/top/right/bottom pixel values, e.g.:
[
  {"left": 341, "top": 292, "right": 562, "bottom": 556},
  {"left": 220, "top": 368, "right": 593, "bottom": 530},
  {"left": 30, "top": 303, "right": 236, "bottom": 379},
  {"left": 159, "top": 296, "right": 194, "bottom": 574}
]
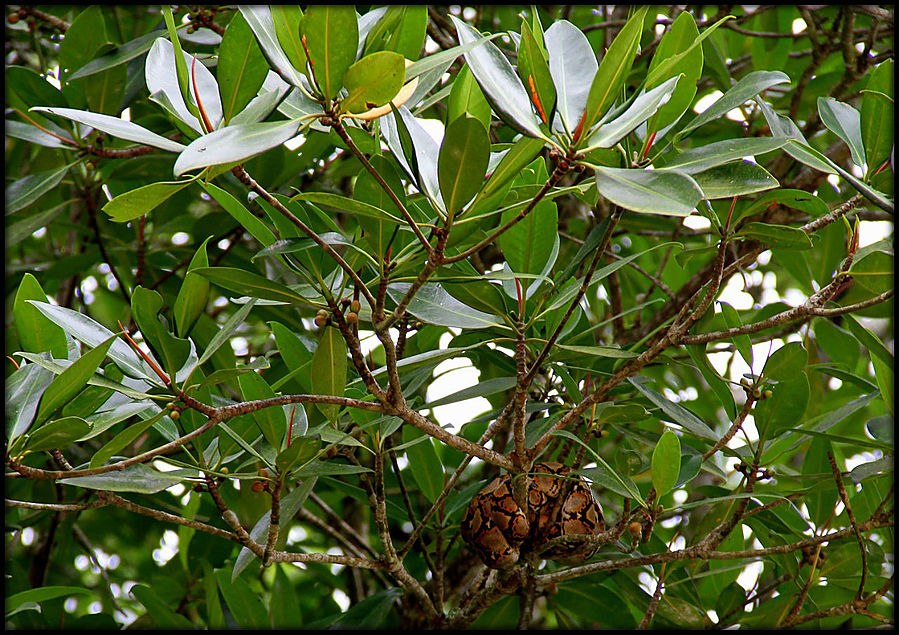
[
  {"left": 294, "top": 191, "right": 404, "bottom": 224},
  {"left": 191, "top": 267, "right": 309, "bottom": 305},
  {"left": 201, "top": 182, "right": 277, "bottom": 246},
  {"left": 32, "top": 107, "right": 186, "bottom": 152},
  {"left": 340, "top": 50, "right": 406, "bottom": 114},
  {"left": 174, "top": 119, "right": 304, "bottom": 176},
  {"left": 24, "top": 416, "right": 92, "bottom": 453},
  {"left": 818, "top": 97, "right": 866, "bottom": 168},
  {"left": 652, "top": 429, "right": 682, "bottom": 496},
  {"left": 718, "top": 302, "right": 753, "bottom": 368},
  {"left": 686, "top": 344, "right": 737, "bottom": 420},
  {"left": 439, "top": 115, "right": 490, "bottom": 219},
  {"left": 849, "top": 248, "right": 894, "bottom": 295},
  {"left": 89, "top": 409, "right": 168, "bottom": 468},
  {"left": 447, "top": 64, "right": 492, "bottom": 129},
  {"left": 35, "top": 334, "right": 117, "bottom": 425},
  {"left": 629, "top": 377, "right": 718, "bottom": 441},
  {"left": 403, "top": 427, "right": 444, "bottom": 502},
  {"left": 6, "top": 586, "right": 95, "bottom": 616},
  {"left": 499, "top": 199, "right": 557, "bottom": 291},
  {"left": 13, "top": 274, "right": 68, "bottom": 359},
  {"left": 310, "top": 327, "right": 347, "bottom": 424},
  {"left": 69, "top": 30, "right": 164, "bottom": 80},
  {"left": 218, "top": 10, "right": 269, "bottom": 125},
  {"left": 173, "top": 237, "right": 211, "bottom": 338},
  {"left": 736, "top": 188, "right": 828, "bottom": 225},
  {"left": 450, "top": 15, "right": 544, "bottom": 139},
  {"left": 103, "top": 180, "right": 192, "bottom": 223},
  {"left": 553, "top": 430, "right": 645, "bottom": 505},
  {"left": 6, "top": 362, "right": 54, "bottom": 443},
  {"left": 130, "top": 286, "right": 191, "bottom": 384},
  {"left": 387, "top": 283, "right": 504, "bottom": 329},
  {"left": 581, "top": 7, "right": 647, "bottom": 135},
  {"left": 353, "top": 155, "right": 407, "bottom": 259},
  {"left": 301, "top": 5, "right": 358, "bottom": 101},
  {"left": 197, "top": 298, "right": 258, "bottom": 367},
  {"left": 844, "top": 316, "right": 893, "bottom": 415},
  {"left": 467, "top": 135, "right": 546, "bottom": 216},
  {"left": 215, "top": 569, "right": 271, "bottom": 628},
  {"left": 594, "top": 165, "right": 703, "bottom": 216},
  {"left": 755, "top": 371, "right": 809, "bottom": 440},
  {"left": 238, "top": 370, "right": 286, "bottom": 450}
]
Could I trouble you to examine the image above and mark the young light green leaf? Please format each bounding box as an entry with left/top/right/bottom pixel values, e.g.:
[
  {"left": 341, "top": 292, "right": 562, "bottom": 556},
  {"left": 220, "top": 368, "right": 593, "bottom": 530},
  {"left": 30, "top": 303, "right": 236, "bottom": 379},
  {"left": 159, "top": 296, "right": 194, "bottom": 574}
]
[
  {"left": 14, "top": 274, "right": 68, "bottom": 359},
  {"left": 103, "top": 180, "right": 192, "bottom": 223},
  {"left": 762, "top": 342, "right": 808, "bottom": 382},
  {"left": 340, "top": 50, "right": 406, "bottom": 114}
]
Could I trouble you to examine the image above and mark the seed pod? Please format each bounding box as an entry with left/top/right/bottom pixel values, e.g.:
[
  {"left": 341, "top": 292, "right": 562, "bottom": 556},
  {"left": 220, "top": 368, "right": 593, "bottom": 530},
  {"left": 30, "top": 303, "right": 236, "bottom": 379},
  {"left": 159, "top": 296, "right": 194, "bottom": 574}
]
[{"left": 346, "top": 312, "right": 358, "bottom": 325}]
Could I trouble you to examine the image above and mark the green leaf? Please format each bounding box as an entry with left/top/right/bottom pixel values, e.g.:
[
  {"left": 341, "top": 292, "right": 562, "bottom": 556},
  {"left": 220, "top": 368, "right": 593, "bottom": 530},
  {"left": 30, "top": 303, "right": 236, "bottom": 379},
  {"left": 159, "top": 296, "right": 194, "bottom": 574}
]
[
  {"left": 310, "top": 327, "right": 347, "bottom": 424},
  {"left": 403, "top": 427, "right": 444, "bottom": 502},
  {"left": 24, "top": 416, "right": 92, "bottom": 453},
  {"left": 736, "top": 189, "right": 828, "bottom": 225},
  {"left": 5, "top": 164, "right": 72, "bottom": 214},
  {"left": 271, "top": 6, "right": 307, "bottom": 78},
  {"left": 192, "top": 267, "right": 309, "bottom": 305},
  {"left": 439, "top": 115, "right": 490, "bottom": 219},
  {"left": 629, "top": 376, "right": 718, "bottom": 441},
  {"left": 817, "top": 97, "right": 866, "bottom": 168},
  {"left": 102, "top": 180, "right": 192, "bottom": 223},
  {"left": 860, "top": 60, "right": 893, "bottom": 176},
  {"left": 294, "top": 191, "right": 404, "bottom": 224},
  {"left": 233, "top": 477, "right": 317, "bottom": 580},
  {"left": 69, "top": 30, "right": 165, "bottom": 80},
  {"left": 239, "top": 6, "right": 307, "bottom": 88},
  {"left": 35, "top": 334, "right": 117, "bottom": 425},
  {"left": 340, "top": 50, "right": 406, "bottom": 114},
  {"left": 686, "top": 344, "right": 737, "bottom": 420},
  {"left": 6, "top": 362, "right": 54, "bottom": 443},
  {"left": 553, "top": 430, "right": 645, "bottom": 505},
  {"left": 14, "top": 273, "right": 68, "bottom": 359},
  {"left": 516, "top": 20, "right": 554, "bottom": 127},
  {"left": 545, "top": 20, "right": 597, "bottom": 133},
  {"left": 173, "top": 237, "right": 211, "bottom": 338},
  {"left": 581, "top": 7, "right": 647, "bottom": 134},
  {"left": 849, "top": 249, "right": 894, "bottom": 295},
  {"left": 844, "top": 316, "right": 893, "bottom": 415},
  {"left": 692, "top": 161, "right": 779, "bottom": 200},
  {"left": 130, "top": 584, "right": 195, "bottom": 629},
  {"left": 60, "top": 463, "right": 195, "bottom": 494},
  {"left": 353, "top": 156, "right": 407, "bottom": 260},
  {"left": 32, "top": 107, "right": 186, "bottom": 152},
  {"left": 201, "top": 182, "right": 277, "bottom": 246},
  {"left": 678, "top": 71, "right": 790, "bottom": 140},
  {"left": 645, "top": 11, "right": 703, "bottom": 134},
  {"left": 426, "top": 376, "right": 517, "bottom": 408},
  {"left": 386, "top": 283, "right": 504, "bottom": 329},
  {"left": 755, "top": 371, "right": 810, "bottom": 440},
  {"left": 450, "top": 15, "right": 545, "bottom": 139},
  {"left": 174, "top": 119, "right": 304, "bottom": 176},
  {"left": 197, "top": 298, "right": 258, "bottom": 366},
  {"left": 301, "top": 5, "right": 359, "bottom": 101},
  {"left": 238, "top": 371, "right": 286, "bottom": 450},
  {"left": 467, "top": 135, "right": 546, "bottom": 216},
  {"left": 664, "top": 137, "right": 787, "bottom": 175},
  {"left": 218, "top": 10, "right": 270, "bottom": 125},
  {"left": 584, "top": 75, "right": 681, "bottom": 150},
  {"left": 762, "top": 342, "right": 808, "bottom": 382},
  {"left": 447, "top": 63, "right": 492, "bottom": 129},
  {"left": 90, "top": 409, "right": 169, "bottom": 468},
  {"left": 734, "top": 222, "right": 813, "bottom": 250},
  {"left": 718, "top": 302, "right": 753, "bottom": 368},
  {"left": 146, "top": 36, "right": 222, "bottom": 134},
  {"left": 130, "top": 286, "right": 191, "bottom": 385},
  {"left": 594, "top": 165, "right": 703, "bottom": 216},
  {"left": 652, "top": 430, "right": 682, "bottom": 496},
  {"left": 6, "top": 586, "right": 95, "bottom": 617}
]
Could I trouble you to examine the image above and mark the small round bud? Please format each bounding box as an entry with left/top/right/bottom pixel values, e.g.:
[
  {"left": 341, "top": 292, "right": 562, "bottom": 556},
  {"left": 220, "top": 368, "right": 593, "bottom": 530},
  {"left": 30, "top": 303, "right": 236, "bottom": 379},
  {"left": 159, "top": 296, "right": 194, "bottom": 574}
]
[
  {"left": 314, "top": 314, "right": 327, "bottom": 327},
  {"left": 220, "top": 467, "right": 229, "bottom": 475},
  {"left": 9, "top": 13, "right": 20, "bottom": 23},
  {"left": 257, "top": 468, "right": 269, "bottom": 478},
  {"left": 251, "top": 481, "right": 265, "bottom": 493},
  {"left": 169, "top": 409, "right": 180, "bottom": 420},
  {"left": 763, "top": 389, "right": 773, "bottom": 399},
  {"left": 350, "top": 300, "right": 361, "bottom": 313},
  {"left": 346, "top": 312, "right": 358, "bottom": 325},
  {"left": 628, "top": 521, "right": 642, "bottom": 534}
]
